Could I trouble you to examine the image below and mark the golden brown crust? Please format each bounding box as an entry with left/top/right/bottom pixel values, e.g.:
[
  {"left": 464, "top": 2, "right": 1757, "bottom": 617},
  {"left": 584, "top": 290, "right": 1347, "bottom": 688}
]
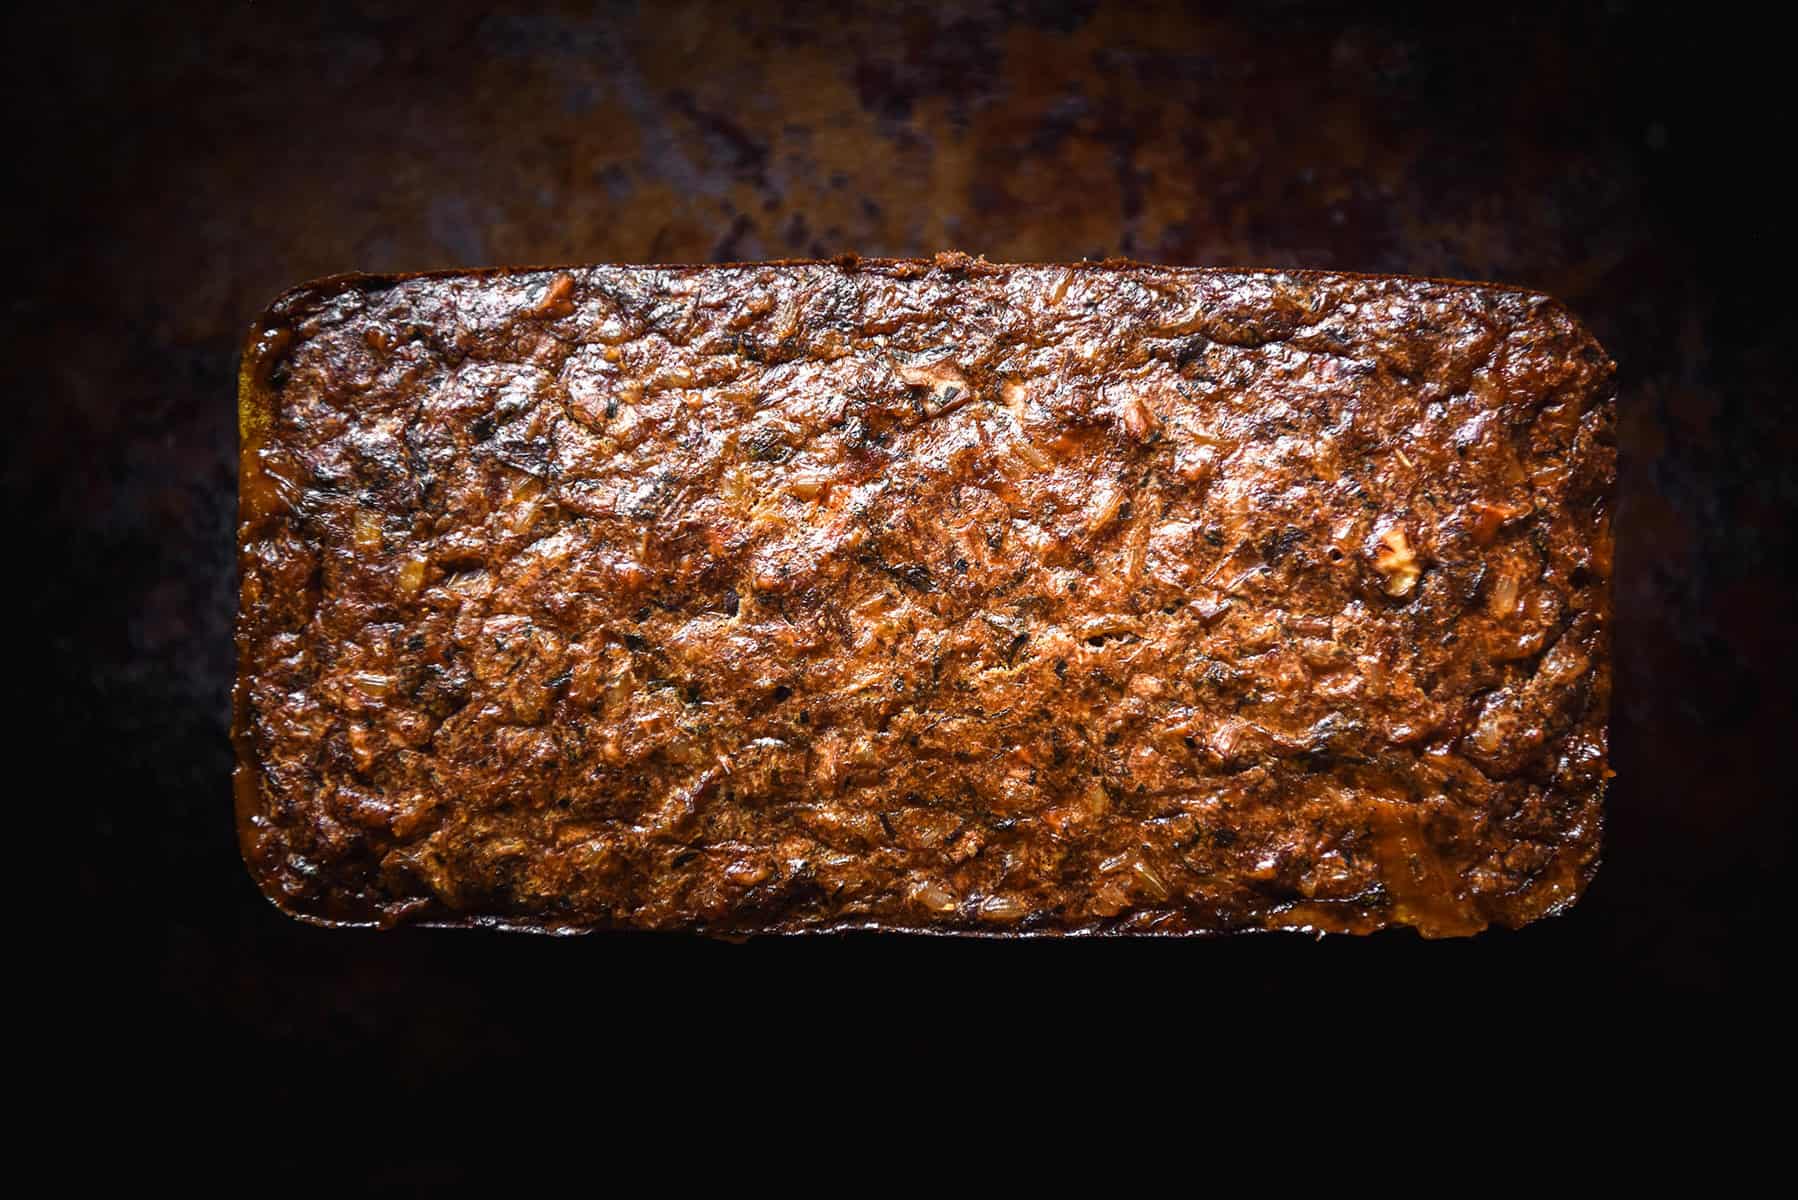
[{"left": 235, "top": 258, "right": 1613, "bottom": 936}]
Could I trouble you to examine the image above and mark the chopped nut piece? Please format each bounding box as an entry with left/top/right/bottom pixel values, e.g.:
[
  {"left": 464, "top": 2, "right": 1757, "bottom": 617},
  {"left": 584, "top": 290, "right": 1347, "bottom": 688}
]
[
  {"left": 350, "top": 672, "right": 395, "bottom": 697},
  {"left": 1011, "top": 438, "right": 1051, "bottom": 470},
  {"left": 725, "top": 859, "right": 771, "bottom": 886},
  {"left": 353, "top": 509, "right": 383, "bottom": 553},
  {"left": 1488, "top": 570, "right": 1520, "bottom": 618},
  {"left": 346, "top": 723, "right": 378, "bottom": 772},
  {"left": 1130, "top": 858, "right": 1172, "bottom": 902},
  {"left": 977, "top": 894, "right": 1027, "bottom": 922},
  {"left": 1086, "top": 483, "right": 1123, "bottom": 533},
  {"left": 1001, "top": 379, "right": 1027, "bottom": 414},
  {"left": 1467, "top": 499, "right": 1533, "bottom": 546},
  {"left": 1120, "top": 393, "right": 1160, "bottom": 440},
  {"left": 1089, "top": 882, "right": 1130, "bottom": 918},
  {"left": 787, "top": 471, "right": 831, "bottom": 501},
  {"left": 1371, "top": 526, "right": 1422, "bottom": 596},
  {"left": 910, "top": 880, "right": 959, "bottom": 914},
  {"left": 1469, "top": 690, "right": 1520, "bottom": 755},
  {"left": 527, "top": 273, "right": 577, "bottom": 319}
]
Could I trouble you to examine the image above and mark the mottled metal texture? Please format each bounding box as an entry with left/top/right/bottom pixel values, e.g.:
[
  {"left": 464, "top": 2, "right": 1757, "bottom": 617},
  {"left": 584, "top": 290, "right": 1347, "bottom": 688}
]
[{"left": 12, "top": 0, "right": 1786, "bottom": 1116}]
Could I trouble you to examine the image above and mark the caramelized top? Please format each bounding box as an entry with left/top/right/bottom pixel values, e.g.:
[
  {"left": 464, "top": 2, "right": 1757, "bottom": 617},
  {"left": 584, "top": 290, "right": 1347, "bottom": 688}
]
[{"left": 235, "top": 257, "right": 1613, "bottom": 936}]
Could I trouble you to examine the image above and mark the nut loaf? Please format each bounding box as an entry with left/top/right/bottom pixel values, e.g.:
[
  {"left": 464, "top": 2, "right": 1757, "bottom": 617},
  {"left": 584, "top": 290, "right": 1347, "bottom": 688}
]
[{"left": 235, "top": 257, "right": 1614, "bottom": 936}]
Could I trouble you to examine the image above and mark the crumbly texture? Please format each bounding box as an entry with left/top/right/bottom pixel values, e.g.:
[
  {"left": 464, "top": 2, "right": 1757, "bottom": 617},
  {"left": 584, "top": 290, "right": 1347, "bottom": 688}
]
[{"left": 235, "top": 256, "right": 1614, "bottom": 937}]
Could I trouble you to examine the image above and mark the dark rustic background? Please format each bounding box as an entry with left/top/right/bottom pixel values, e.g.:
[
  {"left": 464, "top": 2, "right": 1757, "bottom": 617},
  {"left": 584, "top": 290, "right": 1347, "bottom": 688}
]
[{"left": 14, "top": 0, "right": 1788, "bottom": 1121}]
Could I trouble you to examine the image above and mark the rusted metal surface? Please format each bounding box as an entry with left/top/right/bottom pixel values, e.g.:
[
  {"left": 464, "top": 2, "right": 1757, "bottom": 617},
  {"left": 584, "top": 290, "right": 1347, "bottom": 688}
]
[{"left": 13, "top": 0, "right": 1786, "bottom": 1111}]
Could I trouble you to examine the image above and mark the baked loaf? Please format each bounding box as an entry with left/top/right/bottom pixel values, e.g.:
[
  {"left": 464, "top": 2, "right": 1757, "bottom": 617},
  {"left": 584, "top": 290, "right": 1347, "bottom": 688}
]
[{"left": 235, "top": 256, "right": 1614, "bottom": 936}]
